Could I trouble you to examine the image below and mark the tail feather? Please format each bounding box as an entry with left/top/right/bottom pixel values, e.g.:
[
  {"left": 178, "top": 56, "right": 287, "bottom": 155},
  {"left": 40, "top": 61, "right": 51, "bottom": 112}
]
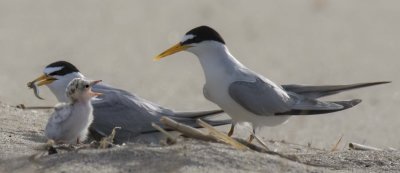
[
  {"left": 173, "top": 109, "right": 224, "bottom": 119},
  {"left": 282, "top": 81, "right": 390, "bottom": 99},
  {"left": 169, "top": 114, "right": 231, "bottom": 128},
  {"left": 275, "top": 99, "right": 362, "bottom": 116},
  {"left": 177, "top": 118, "right": 232, "bottom": 128},
  {"left": 170, "top": 109, "right": 230, "bottom": 128}
]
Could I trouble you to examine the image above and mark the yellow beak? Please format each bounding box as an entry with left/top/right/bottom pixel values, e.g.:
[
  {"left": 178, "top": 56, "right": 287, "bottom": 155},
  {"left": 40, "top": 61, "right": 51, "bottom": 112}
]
[
  {"left": 154, "top": 43, "right": 190, "bottom": 61},
  {"left": 28, "top": 74, "right": 57, "bottom": 87}
]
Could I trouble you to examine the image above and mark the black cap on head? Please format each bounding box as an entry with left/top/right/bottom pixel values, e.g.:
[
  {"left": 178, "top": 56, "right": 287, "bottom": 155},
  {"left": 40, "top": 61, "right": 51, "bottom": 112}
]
[
  {"left": 45, "top": 61, "right": 79, "bottom": 76},
  {"left": 181, "top": 25, "right": 225, "bottom": 45}
]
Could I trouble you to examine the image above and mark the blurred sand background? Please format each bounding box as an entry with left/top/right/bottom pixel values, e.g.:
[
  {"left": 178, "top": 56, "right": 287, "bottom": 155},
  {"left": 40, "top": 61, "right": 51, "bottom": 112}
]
[{"left": 0, "top": 0, "right": 398, "bottom": 148}]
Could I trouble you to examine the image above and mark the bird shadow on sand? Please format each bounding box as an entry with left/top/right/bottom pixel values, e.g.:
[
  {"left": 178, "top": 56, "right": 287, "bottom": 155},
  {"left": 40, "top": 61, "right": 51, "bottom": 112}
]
[{"left": 21, "top": 131, "right": 47, "bottom": 143}]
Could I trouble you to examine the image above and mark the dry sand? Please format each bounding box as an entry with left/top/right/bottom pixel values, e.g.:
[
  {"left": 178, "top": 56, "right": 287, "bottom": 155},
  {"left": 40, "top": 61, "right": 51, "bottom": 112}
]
[
  {"left": 0, "top": 0, "right": 399, "bottom": 172},
  {"left": 1, "top": 102, "right": 399, "bottom": 173}
]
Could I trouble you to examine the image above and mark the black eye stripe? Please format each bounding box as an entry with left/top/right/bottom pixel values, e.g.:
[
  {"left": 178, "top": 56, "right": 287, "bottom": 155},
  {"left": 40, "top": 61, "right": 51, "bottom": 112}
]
[{"left": 46, "top": 61, "right": 79, "bottom": 76}]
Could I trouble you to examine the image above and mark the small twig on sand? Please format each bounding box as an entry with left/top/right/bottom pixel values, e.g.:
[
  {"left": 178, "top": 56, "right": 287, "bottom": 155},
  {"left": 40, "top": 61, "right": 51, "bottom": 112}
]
[
  {"left": 249, "top": 131, "right": 270, "bottom": 151},
  {"left": 278, "top": 140, "right": 326, "bottom": 151},
  {"left": 15, "top": 104, "right": 54, "bottom": 110},
  {"left": 99, "top": 127, "right": 121, "bottom": 149},
  {"left": 234, "top": 138, "right": 269, "bottom": 153},
  {"left": 349, "top": 142, "right": 382, "bottom": 151},
  {"left": 331, "top": 135, "right": 343, "bottom": 152},
  {"left": 151, "top": 122, "right": 177, "bottom": 144}
]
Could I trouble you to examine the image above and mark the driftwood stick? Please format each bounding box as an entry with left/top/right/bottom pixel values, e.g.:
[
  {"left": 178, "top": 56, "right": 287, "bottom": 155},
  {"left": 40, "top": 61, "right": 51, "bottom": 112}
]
[
  {"left": 151, "top": 122, "right": 177, "bottom": 144},
  {"left": 197, "top": 119, "right": 248, "bottom": 150},
  {"left": 349, "top": 142, "right": 382, "bottom": 151},
  {"left": 160, "top": 116, "right": 247, "bottom": 150},
  {"left": 160, "top": 116, "right": 215, "bottom": 141},
  {"left": 157, "top": 117, "right": 325, "bottom": 167},
  {"left": 157, "top": 116, "right": 303, "bottom": 163}
]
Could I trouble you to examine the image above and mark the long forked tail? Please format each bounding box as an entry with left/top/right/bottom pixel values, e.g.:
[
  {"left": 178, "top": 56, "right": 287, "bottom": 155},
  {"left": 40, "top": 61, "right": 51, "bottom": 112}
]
[
  {"left": 173, "top": 109, "right": 224, "bottom": 119},
  {"left": 282, "top": 81, "right": 390, "bottom": 99},
  {"left": 275, "top": 99, "right": 362, "bottom": 116},
  {"left": 170, "top": 109, "right": 231, "bottom": 128}
]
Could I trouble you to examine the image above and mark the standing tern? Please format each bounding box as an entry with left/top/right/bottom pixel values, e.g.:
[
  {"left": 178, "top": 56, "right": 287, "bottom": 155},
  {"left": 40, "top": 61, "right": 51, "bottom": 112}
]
[
  {"left": 155, "top": 25, "right": 390, "bottom": 142},
  {"left": 28, "top": 61, "right": 230, "bottom": 144},
  {"left": 45, "top": 78, "right": 102, "bottom": 144}
]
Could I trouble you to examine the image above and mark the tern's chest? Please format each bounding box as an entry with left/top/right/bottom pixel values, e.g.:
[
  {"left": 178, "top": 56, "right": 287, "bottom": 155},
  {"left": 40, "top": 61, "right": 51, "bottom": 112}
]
[
  {"left": 70, "top": 104, "right": 93, "bottom": 127},
  {"left": 203, "top": 72, "right": 242, "bottom": 105}
]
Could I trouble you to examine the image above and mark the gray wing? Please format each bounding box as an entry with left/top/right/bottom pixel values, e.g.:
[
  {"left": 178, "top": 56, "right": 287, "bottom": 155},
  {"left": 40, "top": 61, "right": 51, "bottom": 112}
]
[
  {"left": 228, "top": 78, "right": 292, "bottom": 115},
  {"left": 90, "top": 83, "right": 230, "bottom": 143},
  {"left": 90, "top": 83, "right": 175, "bottom": 143},
  {"left": 45, "top": 103, "right": 72, "bottom": 140},
  {"left": 51, "top": 103, "right": 73, "bottom": 124},
  {"left": 229, "top": 78, "right": 358, "bottom": 116},
  {"left": 282, "top": 81, "right": 390, "bottom": 99}
]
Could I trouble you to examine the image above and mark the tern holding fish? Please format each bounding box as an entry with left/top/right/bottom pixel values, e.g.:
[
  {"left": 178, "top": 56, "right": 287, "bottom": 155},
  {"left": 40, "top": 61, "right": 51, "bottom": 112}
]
[{"left": 28, "top": 61, "right": 230, "bottom": 143}]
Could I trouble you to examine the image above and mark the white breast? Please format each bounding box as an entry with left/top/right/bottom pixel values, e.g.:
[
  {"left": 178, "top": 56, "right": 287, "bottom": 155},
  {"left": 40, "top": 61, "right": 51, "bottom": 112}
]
[
  {"left": 45, "top": 102, "right": 93, "bottom": 144},
  {"left": 194, "top": 43, "right": 290, "bottom": 129}
]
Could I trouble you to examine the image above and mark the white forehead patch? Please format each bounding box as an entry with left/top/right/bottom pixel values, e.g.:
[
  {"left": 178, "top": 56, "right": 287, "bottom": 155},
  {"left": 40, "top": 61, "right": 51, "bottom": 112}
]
[
  {"left": 181, "top": 34, "right": 195, "bottom": 43},
  {"left": 44, "top": 66, "right": 63, "bottom": 75}
]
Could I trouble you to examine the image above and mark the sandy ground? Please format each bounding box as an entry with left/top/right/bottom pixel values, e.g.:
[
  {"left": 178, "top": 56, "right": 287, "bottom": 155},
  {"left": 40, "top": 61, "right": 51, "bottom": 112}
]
[
  {"left": 0, "top": 0, "right": 399, "bottom": 172},
  {"left": 1, "top": 102, "right": 399, "bottom": 173}
]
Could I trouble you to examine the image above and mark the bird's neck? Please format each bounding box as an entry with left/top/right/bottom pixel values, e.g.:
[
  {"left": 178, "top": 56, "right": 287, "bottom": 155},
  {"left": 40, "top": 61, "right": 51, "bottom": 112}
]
[
  {"left": 193, "top": 43, "right": 244, "bottom": 81},
  {"left": 71, "top": 99, "right": 93, "bottom": 110}
]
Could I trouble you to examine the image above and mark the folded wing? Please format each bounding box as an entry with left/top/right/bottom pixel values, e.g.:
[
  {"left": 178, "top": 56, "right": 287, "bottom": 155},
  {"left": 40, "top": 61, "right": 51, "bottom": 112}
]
[{"left": 229, "top": 78, "right": 362, "bottom": 116}]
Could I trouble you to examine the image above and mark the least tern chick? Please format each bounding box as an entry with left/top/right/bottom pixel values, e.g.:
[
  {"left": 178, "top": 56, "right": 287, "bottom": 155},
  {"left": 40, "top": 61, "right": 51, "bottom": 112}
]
[{"left": 45, "top": 78, "right": 102, "bottom": 144}]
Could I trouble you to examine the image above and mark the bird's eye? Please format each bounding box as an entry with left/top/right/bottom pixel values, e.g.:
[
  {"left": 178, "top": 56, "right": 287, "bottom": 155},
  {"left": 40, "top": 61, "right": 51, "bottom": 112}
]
[{"left": 85, "top": 84, "right": 89, "bottom": 88}]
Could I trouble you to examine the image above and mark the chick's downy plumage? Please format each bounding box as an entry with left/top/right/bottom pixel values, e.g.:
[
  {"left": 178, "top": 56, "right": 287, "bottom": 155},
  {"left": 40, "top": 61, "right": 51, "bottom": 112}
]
[{"left": 45, "top": 78, "right": 101, "bottom": 144}]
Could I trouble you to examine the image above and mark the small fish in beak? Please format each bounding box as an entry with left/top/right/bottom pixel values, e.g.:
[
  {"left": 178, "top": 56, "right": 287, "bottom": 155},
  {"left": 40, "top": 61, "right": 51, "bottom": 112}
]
[{"left": 27, "top": 81, "right": 44, "bottom": 100}]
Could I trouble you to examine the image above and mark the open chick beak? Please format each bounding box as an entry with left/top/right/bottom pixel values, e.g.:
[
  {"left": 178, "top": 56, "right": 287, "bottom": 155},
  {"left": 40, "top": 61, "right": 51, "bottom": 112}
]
[
  {"left": 154, "top": 43, "right": 190, "bottom": 61},
  {"left": 89, "top": 80, "right": 102, "bottom": 87},
  {"left": 28, "top": 74, "right": 57, "bottom": 87},
  {"left": 89, "top": 80, "right": 103, "bottom": 97}
]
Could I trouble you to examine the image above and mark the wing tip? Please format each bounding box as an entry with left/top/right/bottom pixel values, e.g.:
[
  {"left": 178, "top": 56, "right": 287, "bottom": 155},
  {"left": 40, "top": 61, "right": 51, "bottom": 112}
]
[
  {"left": 351, "top": 99, "right": 362, "bottom": 106},
  {"left": 275, "top": 99, "right": 362, "bottom": 116},
  {"left": 333, "top": 99, "right": 362, "bottom": 109},
  {"left": 372, "top": 81, "right": 391, "bottom": 85},
  {"left": 173, "top": 109, "right": 224, "bottom": 118}
]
